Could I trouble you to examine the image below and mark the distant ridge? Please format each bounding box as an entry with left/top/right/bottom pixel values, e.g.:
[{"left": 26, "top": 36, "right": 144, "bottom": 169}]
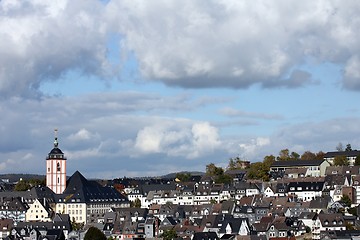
[
  {"left": 161, "top": 171, "right": 205, "bottom": 179},
  {"left": 0, "top": 174, "right": 45, "bottom": 183},
  {"left": 0, "top": 171, "right": 205, "bottom": 183}
]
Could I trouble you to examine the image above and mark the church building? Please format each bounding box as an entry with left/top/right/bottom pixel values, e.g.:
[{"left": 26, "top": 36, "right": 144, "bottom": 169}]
[{"left": 46, "top": 129, "right": 67, "bottom": 194}]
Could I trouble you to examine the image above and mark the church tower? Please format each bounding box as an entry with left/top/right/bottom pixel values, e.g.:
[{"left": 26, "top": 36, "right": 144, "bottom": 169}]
[{"left": 46, "top": 129, "right": 67, "bottom": 194}]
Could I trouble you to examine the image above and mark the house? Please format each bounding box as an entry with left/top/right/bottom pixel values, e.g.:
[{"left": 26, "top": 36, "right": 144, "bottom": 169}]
[
  {"left": 284, "top": 168, "right": 307, "bottom": 179},
  {"left": 144, "top": 217, "right": 160, "bottom": 238},
  {"left": 15, "top": 213, "right": 71, "bottom": 239},
  {"left": 233, "top": 205, "right": 256, "bottom": 225},
  {"left": 325, "top": 165, "right": 360, "bottom": 176},
  {"left": 267, "top": 218, "right": 292, "bottom": 239},
  {"left": 324, "top": 150, "right": 360, "bottom": 166},
  {"left": 25, "top": 198, "right": 53, "bottom": 222},
  {"left": 263, "top": 185, "right": 276, "bottom": 198},
  {"left": 218, "top": 217, "right": 251, "bottom": 237},
  {"left": 193, "top": 232, "right": 219, "bottom": 240},
  {"left": 321, "top": 230, "right": 360, "bottom": 239},
  {"left": 0, "top": 197, "right": 28, "bottom": 223},
  {"left": 270, "top": 159, "right": 330, "bottom": 178},
  {"left": 286, "top": 180, "right": 324, "bottom": 201},
  {"left": 233, "top": 182, "right": 260, "bottom": 201},
  {"left": 312, "top": 213, "right": 346, "bottom": 240},
  {"left": 308, "top": 196, "right": 331, "bottom": 213},
  {"left": 298, "top": 211, "right": 317, "bottom": 230},
  {"left": 0, "top": 218, "right": 13, "bottom": 240},
  {"left": 352, "top": 175, "right": 360, "bottom": 204}
]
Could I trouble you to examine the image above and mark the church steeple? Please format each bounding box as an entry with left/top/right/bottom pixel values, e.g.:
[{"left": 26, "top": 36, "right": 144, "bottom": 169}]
[
  {"left": 46, "top": 129, "right": 67, "bottom": 194},
  {"left": 54, "top": 128, "right": 59, "bottom": 148}
]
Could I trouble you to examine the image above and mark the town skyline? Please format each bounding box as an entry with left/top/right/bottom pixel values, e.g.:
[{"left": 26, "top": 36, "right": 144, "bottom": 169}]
[{"left": 1, "top": 1, "right": 360, "bottom": 179}]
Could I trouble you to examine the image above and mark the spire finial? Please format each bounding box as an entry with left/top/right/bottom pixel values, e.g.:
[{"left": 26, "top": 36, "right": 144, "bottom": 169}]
[{"left": 54, "top": 128, "right": 58, "bottom": 148}]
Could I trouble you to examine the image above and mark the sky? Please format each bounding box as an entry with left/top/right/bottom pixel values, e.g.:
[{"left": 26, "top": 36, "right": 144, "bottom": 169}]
[{"left": 1, "top": 0, "right": 360, "bottom": 179}]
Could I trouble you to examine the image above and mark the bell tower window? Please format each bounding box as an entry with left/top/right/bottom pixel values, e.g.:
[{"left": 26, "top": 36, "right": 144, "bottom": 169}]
[{"left": 57, "top": 162, "right": 61, "bottom": 172}]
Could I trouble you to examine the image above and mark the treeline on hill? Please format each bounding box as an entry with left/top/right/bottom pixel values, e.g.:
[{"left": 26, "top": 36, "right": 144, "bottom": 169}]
[{"left": 178, "top": 143, "right": 360, "bottom": 183}]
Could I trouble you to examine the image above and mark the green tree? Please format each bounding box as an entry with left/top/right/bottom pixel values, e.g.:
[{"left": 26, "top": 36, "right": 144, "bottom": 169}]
[
  {"left": 346, "top": 144, "right": 352, "bottom": 151},
  {"left": 290, "top": 151, "right": 300, "bottom": 160},
  {"left": 355, "top": 155, "right": 360, "bottom": 166},
  {"left": 315, "top": 151, "right": 325, "bottom": 160},
  {"left": 28, "top": 178, "right": 46, "bottom": 187},
  {"left": 333, "top": 156, "right": 349, "bottom": 166},
  {"left": 14, "top": 179, "right": 31, "bottom": 191},
  {"left": 131, "top": 198, "right": 141, "bottom": 208},
  {"left": 71, "top": 217, "right": 84, "bottom": 231},
  {"left": 228, "top": 158, "right": 236, "bottom": 170},
  {"left": 348, "top": 207, "right": 358, "bottom": 216},
  {"left": 215, "top": 174, "right": 232, "bottom": 185},
  {"left": 84, "top": 226, "right": 106, "bottom": 240},
  {"left": 301, "top": 151, "right": 316, "bottom": 161},
  {"left": 205, "top": 163, "right": 224, "bottom": 176},
  {"left": 175, "top": 172, "right": 191, "bottom": 182},
  {"left": 341, "top": 194, "right": 352, "bottom": 208},
  {"left": 277, "top": 149, "right": 290, "bottom": 161},
  {"left": 160, "top": 228, "right": 178, "bottom": 240},
  {"left": 247, "top": 162, "right": 270, "bottom": 181}
]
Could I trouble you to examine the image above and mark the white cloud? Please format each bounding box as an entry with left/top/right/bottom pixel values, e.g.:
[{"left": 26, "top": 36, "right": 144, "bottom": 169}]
[
  {"left": 133, "top": 121, "right": 221, "bottom": 159},
  {"left": 189, "top": 122, "right": 221, "bottom": 158},
  {"left": 344, "top": 55, "right": 360, "bottom": 90},
  {"left": 68, "top": 128, "right": 99, "bottom": 141},
  {"left": 239, "top": 137, "right": 271, "bottom": 159},
  {"left": 106, "top": 0, "right": 360, "bottom": 89}
]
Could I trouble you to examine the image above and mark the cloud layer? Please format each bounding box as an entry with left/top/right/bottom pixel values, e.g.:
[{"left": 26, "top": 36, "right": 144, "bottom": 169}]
[
  {"left": 1, "top": 0, "right": 360, "bottom": 97},
  {"left": 1, "top": 1, "right": 360, "bottom": 178}
]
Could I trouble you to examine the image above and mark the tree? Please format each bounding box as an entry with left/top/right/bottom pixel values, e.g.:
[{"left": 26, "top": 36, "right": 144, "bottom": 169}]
[
  {"left": 175, "top": 172, "right": 191, "bottom": 182},
  {"left": 277, "top": 149, "right": 290, "bottom": 161},
  {"left": 348, "top": 207, "right": 358, "bottom": 216},
  {"left": 227, "top": 156, "right": 249, "bottom": 170},
  {"left": 228, "top": 158, "right": 236, "bottom": 170},
  {"left": 345, "top": 144, "right": 352, "bottom": 151},
  {"left": 263, "top": 155, "right": 275, "bottom": 169},
  {"left": 341, "top": 194, "right": 352, "bottom": 208},
  {"left": 336, "top": 142, "right": 344, "bottom": 151},
  {"left": 84, "top": 226, "right": 106, "bottom": 240},
  {"left": 315, "top": 151, "right": 325, "bottom": 160},
  {"left": 14, "top": 179, "right": 31, "bottom": 191},
  {"left": 214, "top": 174, "right": 232, "bottom": 185},
  {"left": 247, "top": 162, "right": 270, "bottom": 181},
  {"left": 333, "top": 156, "right": 349, "bottom": 166},
  {"left": 71, "top": 217, "right": 84, "bottom": 231},
  {"left": 205, "top": 163, "right": 224, "bottom": 176},
  {"left": 355, "top": 155, "right": 360, "bottom": 166},
  {"left": 131, "top": 198, "right": 141, "bottom": 208},
  {"left": 290, "top": 152, "right": 300, "bottom": 160},
  {"left": 160, "top": 228, "right": 178, "bottom": 240},
  {"left": 301, "top": 151, "right": 316, "bottom": 161}
]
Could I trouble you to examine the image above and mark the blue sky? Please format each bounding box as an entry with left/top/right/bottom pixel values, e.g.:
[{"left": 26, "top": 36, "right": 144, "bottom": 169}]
[{"left": 1, "top": 1, "right": 360, "bottom": 179}]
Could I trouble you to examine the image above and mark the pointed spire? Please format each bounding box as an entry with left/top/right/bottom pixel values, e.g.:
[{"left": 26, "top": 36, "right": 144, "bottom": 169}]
[{"left": 54, "top": 128, "right": 59, "bottom": 148}]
